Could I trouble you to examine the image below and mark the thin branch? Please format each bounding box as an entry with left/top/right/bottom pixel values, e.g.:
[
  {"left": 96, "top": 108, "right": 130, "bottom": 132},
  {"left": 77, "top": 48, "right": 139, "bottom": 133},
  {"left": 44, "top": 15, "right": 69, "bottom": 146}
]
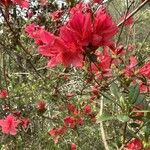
[
  {"left": 117, "top": 0, "right": 149, "bottom": 27},
  {"left": 100, "top": 97, "right": 110, "bottom": 150}
]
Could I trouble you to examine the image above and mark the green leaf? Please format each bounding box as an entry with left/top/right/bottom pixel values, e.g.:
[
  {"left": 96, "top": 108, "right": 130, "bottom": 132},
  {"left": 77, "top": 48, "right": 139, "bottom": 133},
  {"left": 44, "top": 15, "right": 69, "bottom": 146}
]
[
  {"left": 110, "top": 83, "right": 121, "bottom": 100},
  {"left": 116, "top": 114, "right": 130, "bottom": 122},
  {"left": 128, "top": 84, "right": 140, "bottom": 104},
  {"left": 136, "top": 94, "right": 145, "bottom": 104},
  {"left": 96, "top": 113, "right": 114, "bottom": 123}
]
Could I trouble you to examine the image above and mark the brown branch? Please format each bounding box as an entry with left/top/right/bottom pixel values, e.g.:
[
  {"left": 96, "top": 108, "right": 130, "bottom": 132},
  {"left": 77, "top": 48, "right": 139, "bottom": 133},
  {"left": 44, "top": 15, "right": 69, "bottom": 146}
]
[{"left": 117, "top": 0, "right": 149, "bottom": 27}]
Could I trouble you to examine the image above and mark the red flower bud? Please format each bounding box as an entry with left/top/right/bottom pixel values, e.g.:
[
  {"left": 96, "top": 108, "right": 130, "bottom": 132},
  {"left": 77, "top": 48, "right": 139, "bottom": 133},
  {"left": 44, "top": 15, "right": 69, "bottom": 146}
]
[
  {"left": 70, "top": 143, "right": 77, "bottom": 150},
  {"left": 36, "top": 100, "right": 46, "bottom": 113}
]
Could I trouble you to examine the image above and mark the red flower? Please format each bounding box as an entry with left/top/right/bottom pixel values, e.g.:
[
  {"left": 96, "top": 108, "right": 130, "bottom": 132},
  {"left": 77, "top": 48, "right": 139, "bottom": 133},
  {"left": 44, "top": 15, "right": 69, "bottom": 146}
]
[
  {"left": 38, "top": 36, "right": 83, "bottom": 68},
  {"left": 49, "top": 10, "right": 63, "bottom": 21},
  {"left": 70, "top": 143, "right": 77, "bottom": 150},
  {"left": 139, "top": 61, "right": 150, "bottom": 79},
  {"left": 97, "top": 48, "right": 112, "bottom": 72},
  {"left": 21, "top": 118, "right": 30, "bottom": 129},
  {"left": 121, "top": 15, "right": 134, "bottom": 27},
  {"left": 27, "top": 10, "right": 34, "bottom": 18},
  {"left": 48, "top": 126, "right": 66, "bottom": 144},
  {"left": 93, "top": 0, "right": 103, "bottom": 4},
  {"left": 92, "top": 8, "right": 118, "bottom": 47},
  {"left": 125, "top": 138, "right": 143, "bottom": 150},
  {"left": 70, "top": 2, "right": 91, "bottom": 15},
  {"left": 67, "top": 103, "right": 77, "bottom": 113},
  {"left": 0, "top": 114, "right": 20, "bottom": 135},
  {"left": 49, "top": 127, "right": 66, "bottom": 137},
  {"left": 61, "top": 12, "right": 92, "bottom": 46},
  {"left": 25, "top": 4, "right": 118, "bottom": 68},
  {"left": 64, "top": 116, "right": 76, "bottom": 128},
  {"left": 11, "top": 0, "right": 29, "bottom": 8},
  {"left": 83, "top": 105, "right": 92, "bottom": 114},
  {"left": 124, "top": 56, "right": 138, "bottom": 77},
  {"left": 36, "top": 100, "right": 47, "bottom": 113},
  {"left": 0, "top": 89, "right": 8, "bottom": 99},
  {"left": 0, "top": 0, "right": 12, "bottom": 7}
]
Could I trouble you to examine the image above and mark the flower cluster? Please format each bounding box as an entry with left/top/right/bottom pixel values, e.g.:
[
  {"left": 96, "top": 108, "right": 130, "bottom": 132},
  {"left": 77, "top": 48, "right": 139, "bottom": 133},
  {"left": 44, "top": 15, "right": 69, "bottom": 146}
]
[{"left": 25, "top": 2, "right": 118, "bottom": 68}]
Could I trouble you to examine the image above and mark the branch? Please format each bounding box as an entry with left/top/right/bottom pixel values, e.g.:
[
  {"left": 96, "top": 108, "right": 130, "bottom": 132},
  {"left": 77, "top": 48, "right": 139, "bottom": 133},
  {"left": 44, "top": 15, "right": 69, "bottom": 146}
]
[{"left": 117, "top": 0, "right": 149, "bottom": 27}]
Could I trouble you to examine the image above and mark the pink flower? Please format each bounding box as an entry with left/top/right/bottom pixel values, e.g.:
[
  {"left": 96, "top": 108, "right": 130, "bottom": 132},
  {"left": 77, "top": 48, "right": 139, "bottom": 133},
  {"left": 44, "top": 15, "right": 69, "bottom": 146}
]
[
  {"left": 11, "top": 0, "right": 29, "bottom": 8},
  {"left": 125, "top": 138, "right": 143, "bottom": 150},
  {"left": 139, "top": 61, "right": 150, "bottom": 79},
  {"left": 92, "top": 8, "right": 118, "bottom": 47},
  {"left": 0, "top": 89, "right": 8, "bottom": 99},
  {"left": 0, "top": 114, "right": 20, "bottom": 135}
]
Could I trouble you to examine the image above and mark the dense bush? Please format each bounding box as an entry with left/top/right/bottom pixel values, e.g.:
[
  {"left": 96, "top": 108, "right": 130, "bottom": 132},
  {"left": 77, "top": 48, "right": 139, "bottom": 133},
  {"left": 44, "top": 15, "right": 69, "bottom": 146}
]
[{"left": 0, "top": 0, "right": 149, "bottom": 149}]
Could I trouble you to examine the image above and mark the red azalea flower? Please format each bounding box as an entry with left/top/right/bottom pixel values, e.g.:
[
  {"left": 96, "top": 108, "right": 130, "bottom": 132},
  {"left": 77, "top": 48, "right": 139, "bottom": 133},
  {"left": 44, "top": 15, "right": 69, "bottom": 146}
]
[
  {"left": 92, "top": 8, "right": 118, "bottom": 47},
  {"left": 25, "top": 4, "right": 118, "bottom": 68},
  {"left": 124, "top": 56, "right": 138, "bottom": 77},
  {"left": 70, "top": 2, "right": 91, "bottom": 15},
  {"left": 67, "top": 103, "right": 77, "bottom": 113},
  {"left": 48, "top": 126, "right": 66, "bottom": 144},
  {"left": 0, "top": 89, "right": 8, "bottom": 99},
  {"left": 61, "top": 12, "right": 92, "bottom": 47},
  {"left": 83, "top": 105, "right": 92, "bottom": 114},
  {"left": 0, "top": 114, "right": 20, "bottom": 135},
  {"left": 93, "top": 0, "right": 103, "bottom": 4},
  {"left": 11, "top": 0, "right": 29, "bottom": 8},
  {"left": 21, "top": 118, "right": 30, "bottom": 129},
  {"left": 70, "top": 143, "right": 77, "bottom": 150},
  {"left": 139, "top": 61, "right": 150, "bottom": 79},
  {"left": 64, "top": 116, "right": 76, "bottom": 128},
  {"left": 49, "top": 10, "right": 63, "bottom": 21},
  {"left": 121, "top": 15, "right": 134, "bottom": 27},
  {"left": 27, "top": 9, "right": 34, "bottom": 18},
  {"left": 36, "top": 100, "right": 47, "bottom": 112},
  {"left": 125, "top": 138, "right": 143, "bottom": 150},
  {"left": 0, "top": 0, "right": 12, "bottom": 7}
]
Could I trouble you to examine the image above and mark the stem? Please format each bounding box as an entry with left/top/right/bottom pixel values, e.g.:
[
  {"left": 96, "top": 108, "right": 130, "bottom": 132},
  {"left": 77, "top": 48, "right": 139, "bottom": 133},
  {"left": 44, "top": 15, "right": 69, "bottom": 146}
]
[
  {"left": 118, "top": 0, "right": 149, "bottom": 27},
  {"left": 100, "top": 97, "right": 110, "bottom": 150},
  {"left": 122, "top": 122, "right": 127, "bottom": 144}
]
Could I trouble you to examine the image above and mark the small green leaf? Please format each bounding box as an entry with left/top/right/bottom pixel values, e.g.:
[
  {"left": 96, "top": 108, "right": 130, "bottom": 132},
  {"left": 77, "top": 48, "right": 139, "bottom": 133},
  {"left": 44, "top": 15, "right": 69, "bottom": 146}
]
[
  {"left": 116, "top": 114, "right": 130, "bottom": 122},
  {"left": 128, "top": 84, "right": 140, "bottom": 104},
  {"left": 96, "top": 113, "right": 114, "bottom": 123},
  {"left": 110, "top": 83, "right": 121, "bottom": 100}
]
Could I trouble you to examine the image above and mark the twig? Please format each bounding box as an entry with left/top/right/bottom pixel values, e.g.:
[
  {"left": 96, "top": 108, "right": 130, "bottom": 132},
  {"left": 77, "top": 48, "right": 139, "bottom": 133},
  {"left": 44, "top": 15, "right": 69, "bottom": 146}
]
[{"left": 117, "top": 0, "right": 149, "bottom": 27}]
